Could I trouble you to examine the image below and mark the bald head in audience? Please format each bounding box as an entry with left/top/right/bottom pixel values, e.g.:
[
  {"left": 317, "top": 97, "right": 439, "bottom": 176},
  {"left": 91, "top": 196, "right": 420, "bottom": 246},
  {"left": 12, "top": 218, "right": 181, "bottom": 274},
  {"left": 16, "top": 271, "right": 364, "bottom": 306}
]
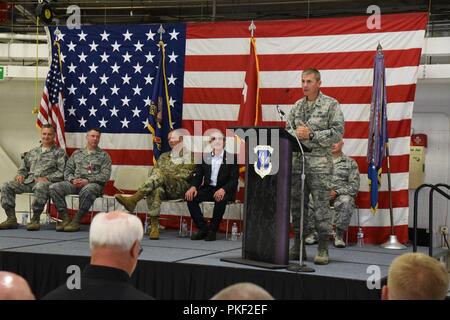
[
  {"left": 211, "top": 282, "right": 274, "bottom": 300},
  {"left": 382, "top": 252, "right": 449, "bottom": 300},
  {"left": 0, "top": 271, "right": 35, "bottom": 300}
]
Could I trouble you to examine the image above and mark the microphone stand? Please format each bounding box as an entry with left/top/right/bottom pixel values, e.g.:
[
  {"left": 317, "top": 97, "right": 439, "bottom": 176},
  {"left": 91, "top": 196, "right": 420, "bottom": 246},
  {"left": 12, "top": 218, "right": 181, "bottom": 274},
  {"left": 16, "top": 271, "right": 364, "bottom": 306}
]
[{"left": 277, "top": 105, "right": 315, "bottom": 273}]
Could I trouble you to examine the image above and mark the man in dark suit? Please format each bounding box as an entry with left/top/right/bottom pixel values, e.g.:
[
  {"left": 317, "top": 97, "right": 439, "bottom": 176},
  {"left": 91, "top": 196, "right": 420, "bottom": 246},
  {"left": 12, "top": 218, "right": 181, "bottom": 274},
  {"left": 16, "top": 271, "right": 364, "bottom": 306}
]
[
  {"left": 42, "top": 211, "right": 153, "bottom": 300},
  {"left": 185, "top": 130, "right": 239, "bottom": 241}
]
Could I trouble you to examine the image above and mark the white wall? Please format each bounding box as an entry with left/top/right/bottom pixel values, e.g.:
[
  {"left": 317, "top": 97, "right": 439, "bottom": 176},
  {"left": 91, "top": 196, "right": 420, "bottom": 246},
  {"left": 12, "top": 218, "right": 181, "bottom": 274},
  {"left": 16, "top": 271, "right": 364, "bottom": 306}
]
[
  {"left": 0, "top": 79, "right": 45, "bottom": 164},
  {"left": 410, "top": 79, "right": 450, "bottom": 247},
  {"left": 0, "top": 79, "right": 45, "bottom": 221}
]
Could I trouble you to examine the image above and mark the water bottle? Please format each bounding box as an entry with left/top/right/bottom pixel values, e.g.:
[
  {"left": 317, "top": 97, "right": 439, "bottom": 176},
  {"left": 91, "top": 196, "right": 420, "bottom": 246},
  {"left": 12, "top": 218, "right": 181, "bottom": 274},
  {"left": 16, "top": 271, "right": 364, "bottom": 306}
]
[
  {"left": 181, "top": 219, "right": 188, "bottom": 237},
  {"left": 357, "top": 227, "right": 364, "bottom": 247},
  {"left": 231, "top": 222, "right": 238, "bottom": 241},
  {"left": 144, "top": 218, "right": 149, "bottom": 235}
]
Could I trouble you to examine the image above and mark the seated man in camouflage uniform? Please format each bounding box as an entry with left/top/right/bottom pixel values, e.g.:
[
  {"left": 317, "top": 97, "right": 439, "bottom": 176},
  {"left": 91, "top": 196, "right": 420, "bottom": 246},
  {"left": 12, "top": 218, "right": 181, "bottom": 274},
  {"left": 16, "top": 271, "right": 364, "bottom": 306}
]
[
  {"left": 115, "top": 129, "right": 195, "bottom": 240},
  {"left": 0, "top": 124, "right": 66, "bottom": 231},
  {"left": 49, "top": 128, "right": 112, "bottom": 232},
  {"left": 304, "top": 140, "right": 360, "bottom": 248}
]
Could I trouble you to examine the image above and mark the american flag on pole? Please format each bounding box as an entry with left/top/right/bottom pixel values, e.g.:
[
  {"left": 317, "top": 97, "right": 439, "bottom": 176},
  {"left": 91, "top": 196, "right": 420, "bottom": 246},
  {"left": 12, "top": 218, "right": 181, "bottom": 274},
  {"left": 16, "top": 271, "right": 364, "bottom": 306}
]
[
  {"left": 37, "top": 41, "right": 67, "bottom": 149},
  {"left": 40, "top": 12, "right": 427, "bottom": 243}
]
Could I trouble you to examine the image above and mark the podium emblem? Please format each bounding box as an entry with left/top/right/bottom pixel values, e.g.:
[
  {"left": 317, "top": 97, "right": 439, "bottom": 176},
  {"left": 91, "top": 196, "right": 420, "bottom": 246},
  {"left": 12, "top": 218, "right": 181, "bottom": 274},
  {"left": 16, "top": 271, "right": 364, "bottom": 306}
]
[{"left": 253, "top": 145, "right": 274, "bottom": 179}]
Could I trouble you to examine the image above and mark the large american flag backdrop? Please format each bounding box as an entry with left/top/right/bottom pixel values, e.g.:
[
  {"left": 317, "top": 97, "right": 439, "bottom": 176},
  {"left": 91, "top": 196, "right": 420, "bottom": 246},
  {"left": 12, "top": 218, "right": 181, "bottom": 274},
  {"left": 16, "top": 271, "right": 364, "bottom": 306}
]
[{"left": 40, "top": 12, "right": 427, "bottom": 243}]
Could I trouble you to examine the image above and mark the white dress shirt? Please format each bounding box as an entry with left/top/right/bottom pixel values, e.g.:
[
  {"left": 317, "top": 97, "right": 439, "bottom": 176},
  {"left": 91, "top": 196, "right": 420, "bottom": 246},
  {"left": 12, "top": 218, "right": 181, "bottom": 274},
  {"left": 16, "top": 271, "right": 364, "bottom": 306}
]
[{"left": 210, "top": 150, "right": 224, "bottom": 187}]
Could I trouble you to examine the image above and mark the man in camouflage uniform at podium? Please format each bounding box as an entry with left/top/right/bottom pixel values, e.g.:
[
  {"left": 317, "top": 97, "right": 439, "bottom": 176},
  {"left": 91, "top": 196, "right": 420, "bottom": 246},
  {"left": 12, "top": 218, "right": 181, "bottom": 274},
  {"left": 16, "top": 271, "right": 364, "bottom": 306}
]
[
  {"left": 287, "top": 68, "right": 344, "bottom": 265},
  {"left": 0, "top": 124, "right": 66, "bottom": 231},
  {"left": 115, "top": 129, "right": 195, "bottom": 240}
]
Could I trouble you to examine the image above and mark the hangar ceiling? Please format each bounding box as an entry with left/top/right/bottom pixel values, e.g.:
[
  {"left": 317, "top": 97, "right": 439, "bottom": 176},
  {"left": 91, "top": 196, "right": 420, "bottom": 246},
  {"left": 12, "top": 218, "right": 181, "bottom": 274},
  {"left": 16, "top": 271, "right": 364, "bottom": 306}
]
[{"left": 0, "top": 0, "right": 449, "bottom": 36}]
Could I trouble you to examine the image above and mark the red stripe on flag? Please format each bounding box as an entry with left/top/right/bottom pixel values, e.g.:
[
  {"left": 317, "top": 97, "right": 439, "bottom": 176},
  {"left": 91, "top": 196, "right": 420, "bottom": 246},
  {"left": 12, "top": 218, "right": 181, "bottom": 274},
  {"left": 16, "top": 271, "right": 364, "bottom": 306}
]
[
  {"left": 184, "top": 85, "right": 417, "bottom": 105},
  {"left": 38, "top": 104, "right": 49, "bottom": 121},
  {"left": 187, "top": 12, "right": 427, "bottom": 38},
  {"left": 356, "top": 190, "right": 409, "bottom": 208},
  {"left": 66, "top": 148, "right": 154, "bottom": 166},
  {"left": 260, "top": 49, "right": 422, "bottom": 71},
  {"left": 185, "top": 49, "right": 422, "bottom": 72},
  {"left": 262, "top": 85, "right": 417, "bottom": 104},
  {"left": 347, "top": 225, "right": 408, "bottom": 244},
  {"left": 106, "top": 149, "right": 154, "bottom": 166},
  {"left": 183, "top": 119, "right": 412, "bottom": 140},
  {"left": 344, "top": 119, "right": 411, "bottom": 139},
  {"left": 353, "top": 154, "right": 410, "bottom": 174}
]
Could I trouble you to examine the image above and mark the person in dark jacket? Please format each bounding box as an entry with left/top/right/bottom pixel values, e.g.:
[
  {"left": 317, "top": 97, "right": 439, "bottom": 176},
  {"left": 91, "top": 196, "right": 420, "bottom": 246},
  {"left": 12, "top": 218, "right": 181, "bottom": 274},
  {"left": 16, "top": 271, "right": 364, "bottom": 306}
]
[
  {"left": 185, "top": 130, "right": 239, "bottom": 241},
  {"left": 42, "top": 211, "right": 153, "bottom": 300}
]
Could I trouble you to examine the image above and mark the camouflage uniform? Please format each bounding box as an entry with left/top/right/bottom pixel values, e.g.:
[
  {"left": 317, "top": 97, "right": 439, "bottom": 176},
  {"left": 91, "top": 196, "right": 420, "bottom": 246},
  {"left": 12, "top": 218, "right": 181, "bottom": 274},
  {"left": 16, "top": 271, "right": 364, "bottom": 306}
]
[
  {"left": 330, "top": 155, "right": 360, "bottom": 235},
  {"left": 0, "top": 145, "right": 66, "bottom": 221},
  {"left": 49, "top": 147, "right": 112, "bottom": 221},
  {"left": 307, "top": 155, "right": 360, "bottom": 234},
  {"left": 140, "top": 151, "right": 195, "bottom": 217},
  {"left": 287, "top": 92, "right": 344, "bottom": 243}
]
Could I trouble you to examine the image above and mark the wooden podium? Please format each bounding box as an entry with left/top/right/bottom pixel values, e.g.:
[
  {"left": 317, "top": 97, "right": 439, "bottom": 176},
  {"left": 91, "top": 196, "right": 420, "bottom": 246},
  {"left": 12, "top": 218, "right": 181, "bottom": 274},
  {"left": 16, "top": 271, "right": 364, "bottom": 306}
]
[{"left": 221, "top": 126, "right": 310, "bottom": 269}]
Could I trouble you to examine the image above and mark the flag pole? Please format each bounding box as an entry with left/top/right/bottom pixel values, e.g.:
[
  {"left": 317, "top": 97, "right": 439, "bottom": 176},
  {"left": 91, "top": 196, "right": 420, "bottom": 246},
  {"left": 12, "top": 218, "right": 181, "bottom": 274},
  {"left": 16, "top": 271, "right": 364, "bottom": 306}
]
[
  {"left": 379, "top": 42, "right": 406, "bottom": 250},
  {"left": 386, "top": 143, "right": 394, "bottom": 236},
  {"left": 381, "top": 141, "right": 406, "bottom": 249}
]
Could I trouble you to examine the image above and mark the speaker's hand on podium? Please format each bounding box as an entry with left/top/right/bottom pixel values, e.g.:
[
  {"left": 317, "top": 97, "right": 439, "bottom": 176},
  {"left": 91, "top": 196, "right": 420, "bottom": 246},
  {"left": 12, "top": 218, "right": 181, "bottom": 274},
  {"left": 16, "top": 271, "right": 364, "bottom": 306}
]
[
  {"left": 213, "top": 188, "right": 226, "bottom": 202},
  {"left": 185, "top": 186, "right": 198, "bottom": 201},
  {"left": 296, "top": 126, "right": 311, "bottom": 140}
]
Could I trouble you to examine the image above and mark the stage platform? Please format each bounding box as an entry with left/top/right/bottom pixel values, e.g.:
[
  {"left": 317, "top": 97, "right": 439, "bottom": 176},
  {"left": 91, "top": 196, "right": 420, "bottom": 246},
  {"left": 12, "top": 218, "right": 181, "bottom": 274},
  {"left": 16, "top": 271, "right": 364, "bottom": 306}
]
[{"left": 0, "top": 224, "right": 447, "bottom": 300}]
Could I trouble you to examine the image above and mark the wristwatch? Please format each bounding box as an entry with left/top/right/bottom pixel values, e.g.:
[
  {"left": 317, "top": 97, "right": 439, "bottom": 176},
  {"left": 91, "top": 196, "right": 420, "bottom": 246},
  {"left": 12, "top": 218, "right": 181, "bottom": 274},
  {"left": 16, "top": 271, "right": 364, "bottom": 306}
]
[{"left": 309, "top": 131, "right": 315, "bottom": 140}]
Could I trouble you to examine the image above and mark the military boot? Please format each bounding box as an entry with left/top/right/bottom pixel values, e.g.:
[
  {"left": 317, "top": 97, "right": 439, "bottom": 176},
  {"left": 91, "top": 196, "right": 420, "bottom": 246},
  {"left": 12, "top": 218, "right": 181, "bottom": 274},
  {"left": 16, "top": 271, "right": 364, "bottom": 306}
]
[
  {"left": 115, "top": 190, "right": 146, "bottom": 212},
  {"left": 304, "top": 232, "right": 318, "bottom": 245},
  {"left": 56, "top": 211, "right": 70, "bottom": 232},
  {"left": 64, "top": 211, "right": 84, "bottom": 232},
  {"left": 289, "top": 234, "right": 300, "bottom": 260},
  {"left": 149, "top": 216, "right": 160, "bottom": 240},
  {"left": 314, "top": 237, "right": 329, "bottom": 265},
  {"left": 0, "top": 210, "right": 18, "bottom": 229},
  {"left": 334, "top": 230, "right": 346, "bottom": 248},
  {"left": 26, "top": 212, "right": 41, "bottom": 231}
]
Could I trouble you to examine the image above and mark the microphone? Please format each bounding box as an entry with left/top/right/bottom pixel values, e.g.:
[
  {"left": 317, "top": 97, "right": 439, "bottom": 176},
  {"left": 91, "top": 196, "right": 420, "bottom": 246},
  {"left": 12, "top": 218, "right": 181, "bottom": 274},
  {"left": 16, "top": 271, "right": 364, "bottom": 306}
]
[
  {"left": 275, "top": 90, "right": 311, "bottom": 272},
  {"left": 276, "top": 89, "right": 291, "bottom": 120}
]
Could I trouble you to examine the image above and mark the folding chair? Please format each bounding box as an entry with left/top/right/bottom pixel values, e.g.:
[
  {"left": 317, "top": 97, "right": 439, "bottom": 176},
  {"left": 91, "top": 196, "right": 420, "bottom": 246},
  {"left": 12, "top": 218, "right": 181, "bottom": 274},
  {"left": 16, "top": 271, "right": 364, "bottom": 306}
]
[
  {"left": 16, "top": 193, "right": 52, "bottom": 226},
  {"left": 104, "top": 166, "right": 151, "bottom": 229},
  {"left": 160, "top": 199, "right": 190, "bottom": 236},
  {"left": 65, "top": 194, "right": 101, "bottom": 223},
  {"left": 198, "top": 200, "right": 242, "bottom": 239}
]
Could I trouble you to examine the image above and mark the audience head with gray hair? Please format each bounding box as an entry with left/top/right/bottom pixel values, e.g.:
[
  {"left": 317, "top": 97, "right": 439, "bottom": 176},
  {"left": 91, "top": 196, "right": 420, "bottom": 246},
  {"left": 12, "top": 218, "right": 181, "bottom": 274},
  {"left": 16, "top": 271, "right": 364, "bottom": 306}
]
[
  {"left": 211, "top": 282, "right": 274, "bottom": 300},
  {"left": 89, "top": 211, "right": 144, "bottom": 277},
  {"left": 0, "top": 271, "right": 35, "bottom": 300},
  {"left": 382, "top": 252, "right": 450, "bottom": 300}
]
